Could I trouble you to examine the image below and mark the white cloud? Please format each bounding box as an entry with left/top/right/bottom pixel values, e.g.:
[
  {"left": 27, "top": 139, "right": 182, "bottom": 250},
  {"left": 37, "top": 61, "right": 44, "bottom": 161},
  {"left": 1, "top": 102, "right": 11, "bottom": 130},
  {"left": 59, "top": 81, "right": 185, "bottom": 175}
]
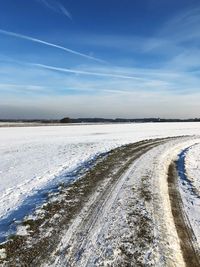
[
  {"left": 0, "top": 83, "right": 50, "bottom": 94},
  {"left": 0, "top": 29, "right": 104, "bottom": 63},
  {"left": 33, "top": 63, "right": 150, "bottom": 81},
  {"left": 37, "top": 0, "right": 72, "bottom": 20},
  {"left": 161, "top": 7, "right": 200, "bottom": 43},
  {"left": 2, "top": 5, "right": 200, "bottom": 119}
]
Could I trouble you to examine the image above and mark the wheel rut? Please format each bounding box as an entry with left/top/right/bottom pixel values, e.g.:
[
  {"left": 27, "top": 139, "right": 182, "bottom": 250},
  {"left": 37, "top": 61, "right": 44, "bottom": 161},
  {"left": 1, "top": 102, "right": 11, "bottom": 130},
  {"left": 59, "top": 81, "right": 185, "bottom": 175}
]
[
  {"left": 168, "top": 162, "right": 200, "bottom": 267},
  {"left": 63, "top": 141, "right": 164, "bottom": 266},
  {"left": 1, "top": 137, "right": 197, "bottom": 267}
]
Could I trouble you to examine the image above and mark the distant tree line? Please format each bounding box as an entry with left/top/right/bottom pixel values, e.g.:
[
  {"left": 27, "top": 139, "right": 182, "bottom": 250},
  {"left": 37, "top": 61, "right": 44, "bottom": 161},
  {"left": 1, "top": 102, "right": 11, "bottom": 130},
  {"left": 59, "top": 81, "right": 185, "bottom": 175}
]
[
  {"left": 1, "top": 117, "right": 200, "bottom": 124},
  {"left": 59, "top": 117, "right": 200, "bottom": 123}
]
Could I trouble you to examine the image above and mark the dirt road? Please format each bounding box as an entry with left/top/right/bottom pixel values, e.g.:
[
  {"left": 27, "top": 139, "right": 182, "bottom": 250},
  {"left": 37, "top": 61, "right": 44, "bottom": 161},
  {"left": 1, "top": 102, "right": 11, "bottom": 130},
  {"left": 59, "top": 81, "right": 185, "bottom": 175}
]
[
  {"left": 1, "top": 137, "right": 200, "bottom": 266},
  {"left": 168, "top": 163, "right": 200, "bottom": 267}
]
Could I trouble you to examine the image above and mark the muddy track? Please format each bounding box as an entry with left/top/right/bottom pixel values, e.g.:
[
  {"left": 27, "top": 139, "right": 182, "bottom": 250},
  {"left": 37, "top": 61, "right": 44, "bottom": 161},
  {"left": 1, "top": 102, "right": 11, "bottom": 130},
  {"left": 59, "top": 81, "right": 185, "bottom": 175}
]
[
  {"left": 1, "top": 136, "right": 198, "bottom": 266},
  {"left": 0, "top": 138, "right": 170, "bottom": 266},
  {"left": 59, "top": 140, "right": 165, "bottom": 266},
  {"left": 168, "top": 163, "right": 200, "bottom": 267}
]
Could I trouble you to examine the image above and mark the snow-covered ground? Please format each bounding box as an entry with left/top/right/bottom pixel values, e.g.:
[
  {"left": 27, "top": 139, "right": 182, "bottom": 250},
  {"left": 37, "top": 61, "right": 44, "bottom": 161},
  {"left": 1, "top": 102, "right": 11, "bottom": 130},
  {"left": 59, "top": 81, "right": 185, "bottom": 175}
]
[
  {"left": 185, "top": 143, "right": 200, "bottom": 195},
  {"left": 45, "top": 137, "right": 200, "bottom": 266},
  {"left": 1, "top": 122, "right": 200, "bottom": 230},
  {"left": 182, "top": 144, "right": 200, "bottom": 245}
]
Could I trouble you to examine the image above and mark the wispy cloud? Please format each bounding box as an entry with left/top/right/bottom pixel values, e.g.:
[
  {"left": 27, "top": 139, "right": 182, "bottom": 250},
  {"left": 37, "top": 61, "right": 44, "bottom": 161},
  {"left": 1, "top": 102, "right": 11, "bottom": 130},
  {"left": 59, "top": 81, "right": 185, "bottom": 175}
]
[
  {"left": 33, "top": 63, "right": 149, "bottom": 80},
  {"left": 143, "top": 6, "right": 200, "bottom": 57},
  {"left": 2, "top": 56, "right": 200, "bottom": 119},
  {"left": 0, "top": 29, "right": 104, "bottom": 63},
  {"left": 0, "top": 83, "right": 49, "bottom": 94},
  {"left": 37, "top": 0, "right": 72, "bottom": 20},
  {"left": 57, "top": 2, "right": 72, "bottom": 20},
  {"left": 161, "top": 7, "right": 200, "bottom": 43}
]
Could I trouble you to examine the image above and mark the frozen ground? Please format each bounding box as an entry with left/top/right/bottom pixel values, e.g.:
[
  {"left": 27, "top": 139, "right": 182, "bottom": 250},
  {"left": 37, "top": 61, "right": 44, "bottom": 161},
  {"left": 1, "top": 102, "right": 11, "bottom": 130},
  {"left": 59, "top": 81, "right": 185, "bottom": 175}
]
[
  {"left": 1, "top": 122, "right": 200, "bottom": 224},
  {"left": 47, "top": 137, "right": 199, "bottom": 267},
  {"left": 179, "top": 144, "right": 200, "bottom": 245},
  {"left": 185, "top": 143, "right": 200, "bottom": 196},
  {"left": 0, "top": 123, "right": 200, "bottom": 265}
]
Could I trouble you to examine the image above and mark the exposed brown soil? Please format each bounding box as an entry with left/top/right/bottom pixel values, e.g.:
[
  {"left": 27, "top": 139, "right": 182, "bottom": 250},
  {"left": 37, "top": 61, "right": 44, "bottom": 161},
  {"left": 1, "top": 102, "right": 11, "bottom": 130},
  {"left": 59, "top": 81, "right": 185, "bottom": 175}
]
[
  {"left": 168, "top": 162, "right": 200, "bottom": 267},
  {"left": 0, "top": 138, "right": 170, "bottom": 266}
]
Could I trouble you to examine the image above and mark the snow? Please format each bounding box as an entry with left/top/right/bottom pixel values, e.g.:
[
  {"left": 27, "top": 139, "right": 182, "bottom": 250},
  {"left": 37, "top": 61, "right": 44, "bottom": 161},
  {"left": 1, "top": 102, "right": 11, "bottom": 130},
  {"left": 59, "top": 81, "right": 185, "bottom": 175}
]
[
  {"left": 16, "top": 224, "right": 30, "bottom": 237},
  {"left": 0, "top": 122, "right": 200, "bottom": 233},
  {"left": 0, "top": 248, "right": 6, "bottom": 260},
  {"left": 182, "top": 144, "right": 200, "bottom": 245},
  {"left": 47, "top": 137, "right": 199, "bottom": 266},
  {"left": 185, "top": 143, "right": 200, "bottom": 195}
]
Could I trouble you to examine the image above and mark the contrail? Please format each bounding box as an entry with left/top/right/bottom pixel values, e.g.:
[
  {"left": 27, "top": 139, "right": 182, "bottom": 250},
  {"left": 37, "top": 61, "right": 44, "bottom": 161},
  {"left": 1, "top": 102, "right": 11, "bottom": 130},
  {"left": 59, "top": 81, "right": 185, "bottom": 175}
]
[
  {"left": 0, "top": 29, "right": 104, "bottom": 63},
  {"left": 57, "top": 2, "right": 72, "bottom": 20},
  {"left": 33, "top": 63, "right": 146, "bottom": 80},
  {"left": 37, "top": 0, "right": 72, "bottom": 20}
]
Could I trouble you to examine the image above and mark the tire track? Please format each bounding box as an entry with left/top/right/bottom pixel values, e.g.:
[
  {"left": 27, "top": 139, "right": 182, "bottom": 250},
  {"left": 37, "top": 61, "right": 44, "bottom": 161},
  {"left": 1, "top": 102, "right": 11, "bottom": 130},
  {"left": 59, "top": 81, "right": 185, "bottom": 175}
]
[
  {"left": 51, "top": 139, "right": 168, "bottom": 266},
  {"left": 168, "top": 162, "right": 200, "bottom": 267},
  {"left": 0, "top": 139, "right": 167, "bottom": 266},
  {"left": 2, "top": 137, "right": 197, "bottom": 266}
]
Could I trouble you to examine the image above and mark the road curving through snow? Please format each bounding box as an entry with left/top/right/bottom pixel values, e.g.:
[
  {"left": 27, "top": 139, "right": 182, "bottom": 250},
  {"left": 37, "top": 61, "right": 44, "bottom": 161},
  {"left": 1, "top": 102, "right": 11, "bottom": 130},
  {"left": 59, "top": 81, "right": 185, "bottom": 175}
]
[{"left": 1, "top": 135, "right": 200, "bottom": 266}]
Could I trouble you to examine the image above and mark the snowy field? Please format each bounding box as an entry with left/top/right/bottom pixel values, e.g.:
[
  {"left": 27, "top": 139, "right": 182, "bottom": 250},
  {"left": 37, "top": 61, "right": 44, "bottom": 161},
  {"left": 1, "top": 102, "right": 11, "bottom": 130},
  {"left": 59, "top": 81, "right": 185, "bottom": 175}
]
[
  {"left": 1, "top": 122, "right": 200, "bottom": 222},
  {"left": 1, "top": 123, "right": 200, "bottom": 265},
  {"left": 182, "top": 144, "right": 200, "bottom": 244}
]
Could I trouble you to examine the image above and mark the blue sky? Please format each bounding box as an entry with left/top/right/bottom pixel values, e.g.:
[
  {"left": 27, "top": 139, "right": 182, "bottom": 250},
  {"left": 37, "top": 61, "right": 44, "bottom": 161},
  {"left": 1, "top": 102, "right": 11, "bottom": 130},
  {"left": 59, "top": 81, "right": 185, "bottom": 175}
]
[{"left": 1, "top": 0, "right": 200, "bottom": 119}]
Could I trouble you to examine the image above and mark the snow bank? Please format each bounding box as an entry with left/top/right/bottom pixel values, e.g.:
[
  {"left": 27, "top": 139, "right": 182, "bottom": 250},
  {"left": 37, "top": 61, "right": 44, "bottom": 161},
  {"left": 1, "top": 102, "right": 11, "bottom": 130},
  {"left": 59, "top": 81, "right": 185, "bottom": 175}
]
[{"left": 183, "top": 144, "right": 200, "bottom": 244}]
